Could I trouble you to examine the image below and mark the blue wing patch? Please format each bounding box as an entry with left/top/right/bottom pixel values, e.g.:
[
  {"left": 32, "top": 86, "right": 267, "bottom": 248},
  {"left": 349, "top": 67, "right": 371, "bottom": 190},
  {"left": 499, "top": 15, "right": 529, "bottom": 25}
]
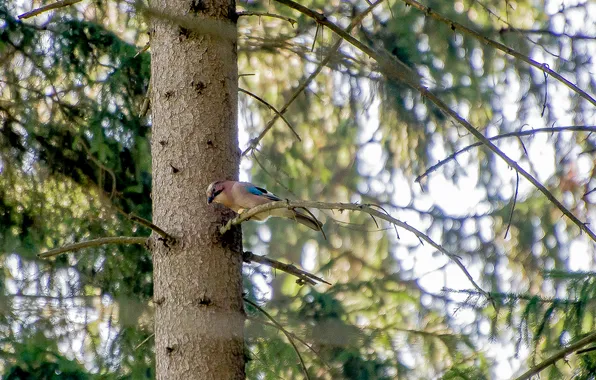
[{"left": 246, "top": 185, "right": 281, "bottom": 201}]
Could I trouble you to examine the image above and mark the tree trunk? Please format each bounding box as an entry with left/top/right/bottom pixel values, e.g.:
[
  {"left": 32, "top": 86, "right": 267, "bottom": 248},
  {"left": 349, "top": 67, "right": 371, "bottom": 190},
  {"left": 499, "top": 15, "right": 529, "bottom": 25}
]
[{"left": 149, "top": 0, "right": 244, "bottom": 378}]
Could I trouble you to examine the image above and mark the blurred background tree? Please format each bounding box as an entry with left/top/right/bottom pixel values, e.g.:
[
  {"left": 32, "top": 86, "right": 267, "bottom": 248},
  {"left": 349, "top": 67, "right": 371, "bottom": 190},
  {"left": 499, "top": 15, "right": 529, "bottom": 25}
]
[{"left": 1, "top": 0, "right": 595, "bottom": 378}]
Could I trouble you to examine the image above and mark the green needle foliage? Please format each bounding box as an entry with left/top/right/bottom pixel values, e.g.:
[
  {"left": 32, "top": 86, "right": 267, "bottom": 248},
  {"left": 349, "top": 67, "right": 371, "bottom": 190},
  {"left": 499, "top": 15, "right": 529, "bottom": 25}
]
[{"left": 1, "top": 0, "right": 596, "bottom": 378}]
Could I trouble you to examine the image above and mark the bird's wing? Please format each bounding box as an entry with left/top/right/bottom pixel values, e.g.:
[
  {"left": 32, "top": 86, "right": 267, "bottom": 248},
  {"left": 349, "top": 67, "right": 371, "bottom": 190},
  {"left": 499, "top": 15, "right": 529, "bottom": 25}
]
[{"left": 245, "top": 184, "right": 282, "bottom": 201}]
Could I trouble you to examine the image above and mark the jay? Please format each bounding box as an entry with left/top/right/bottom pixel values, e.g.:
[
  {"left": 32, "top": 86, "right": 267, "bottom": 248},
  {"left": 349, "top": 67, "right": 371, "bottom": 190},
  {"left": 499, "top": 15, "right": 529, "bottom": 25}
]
[{"left": 206, "top": 180, "right": 323, "bottom": 231}]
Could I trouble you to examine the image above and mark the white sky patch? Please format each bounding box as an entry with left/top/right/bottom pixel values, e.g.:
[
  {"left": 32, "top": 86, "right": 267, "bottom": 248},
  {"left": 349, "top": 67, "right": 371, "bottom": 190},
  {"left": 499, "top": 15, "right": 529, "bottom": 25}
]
[
  {"left": 301, "top": 240, "right": 318, "bottom": 272},
  {"left": 426, "top": 173, "right": 486, "bottom": 216},
  {"left": 357, "top": 143, "right": 384, "bottom": 177},
  {"left": 569, "top": 240, "right": 591, "bottom": 271},
  {"left": 391, "top": 171, "right": 413, "bottom": 206}
]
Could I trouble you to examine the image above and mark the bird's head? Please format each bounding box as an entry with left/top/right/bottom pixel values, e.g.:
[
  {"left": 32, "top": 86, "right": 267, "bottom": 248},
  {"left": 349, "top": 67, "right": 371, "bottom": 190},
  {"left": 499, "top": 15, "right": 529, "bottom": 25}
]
[{"left": 206, "top": 181, "right": 226, "bottom": 204}]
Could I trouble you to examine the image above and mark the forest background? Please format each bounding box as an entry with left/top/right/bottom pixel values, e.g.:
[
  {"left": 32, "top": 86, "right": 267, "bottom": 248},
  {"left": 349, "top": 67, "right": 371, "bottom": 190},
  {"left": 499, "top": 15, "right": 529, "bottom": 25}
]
[{"left": 1, "top": 0, "right": 596, "bottom": 378}]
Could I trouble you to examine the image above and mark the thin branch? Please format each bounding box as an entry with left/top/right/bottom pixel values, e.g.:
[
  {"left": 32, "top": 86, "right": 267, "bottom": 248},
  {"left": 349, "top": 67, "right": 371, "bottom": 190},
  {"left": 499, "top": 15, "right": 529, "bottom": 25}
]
[
  {"left": 497, "top": 28, "right": 596, "bottom": 41},
  {"left": 471, "top": 0, "right": 564, "bottom": 61},
  {"left": 514, "top": 331, "right": 596, "bottom": 380},
  {"left": 311, "top": 23, "right": 320, "bottom": 52},
  {"left": 239, "top": 88, "right": 301, "bottom": 141},
  {"left": 139, "top": 81, "right": 152, "bottom": 118},
  {"left": 134, "top": 333, "right": 155, "bottom": 351},
  {"left": 251, "top": 151, "right": 296, "bottom": 195},
  {"left": 128, "top": 213, "right": 175, "bottom": 243},
  {"left": 134, "top": 41, "right": 150, "bottom": 58},
  {"left": 247, "top": 316, "right": 332, "bottom": 372},
  {"left": 275, "top": 0, "right": 596, "bottom": 242},
  {"left": 505, "top": 172, "right": 519, "bottom": 239},
  {"left": 576, "top": 346, "right": 596, "bottom": 355},
  {"left": 241, "top": 0, "right": 385, "bottom": 156},
  {"left": 446, "top": 288, "right": 596, "bottom": 308},
  {"left": 416, "top": 126, "right": 596, "bottom": 182},
  {"left": 237, "top": 11, "right": 297, "bottom": 26},
  {"left": 368, "top": 203, "right": 399, "bottom": 239},
  {"left": 222, "top": 201, "right": 489, "bottom": 299},
  {"left": 38, "top": 236, "right": 148, "bottom": 259},
  {"left": 419, "top": 92, "right": 596, "bottom": 243},
  {"left": 273, "top": 0, "right": 419, "bottom": 88},
  {"left": 243, "top": 251, "right": 330, "bottom": 286},
  {"left": 244, "top": 298, "right": 311, "bottom": 380},
  {"left": 18, "top": 0, "right": 83, "bottom": 19},
  {"left": 400, "top": 0, "right": 596, "bottom": 107},
  {"left": 296, "top": 206, "right": 326, "bottom": 239}
]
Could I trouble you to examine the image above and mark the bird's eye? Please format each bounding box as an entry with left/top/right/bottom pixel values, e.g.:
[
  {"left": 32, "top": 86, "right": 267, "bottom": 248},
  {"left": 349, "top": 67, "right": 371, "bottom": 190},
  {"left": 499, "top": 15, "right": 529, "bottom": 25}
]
[{"left": 213, "top": 189, "right": 223, "bottom": 197}]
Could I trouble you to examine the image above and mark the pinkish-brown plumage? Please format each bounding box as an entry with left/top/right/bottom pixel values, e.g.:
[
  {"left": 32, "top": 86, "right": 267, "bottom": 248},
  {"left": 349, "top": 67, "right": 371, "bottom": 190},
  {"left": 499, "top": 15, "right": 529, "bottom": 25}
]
[{"left": 206, "top": 180, "right": 323, "bottom": 231}]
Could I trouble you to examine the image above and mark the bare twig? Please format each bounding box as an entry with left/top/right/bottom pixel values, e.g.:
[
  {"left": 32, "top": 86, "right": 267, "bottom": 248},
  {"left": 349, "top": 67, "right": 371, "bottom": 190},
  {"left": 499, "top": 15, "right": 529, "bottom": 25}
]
[
  {"left": 368, "top": 203, "right": 399, "bottom": 239},
  {"left": 514, "top": 330, "right": 596, "bottom": 380},
  {"left": 38, "top": 236, "right": 148, "bottom": 259},
  {"left": 251, "top": 151, "right": 295, "bottom": 194},
  {"left": 400, "top": 0, "right": 596, "bottom": 107},
  {"left": 311, "top": 23, "right": 320, "bottom": 52},
  {"left": 505, "top": 172, "right": 519, "bottom": 239},
  {"left": 416, "top": 126, "right": 596, "bottom": 183},
  {"left": 274, "top": 0, "right": 596, "bottom": 242},
  {"left": 576, "top": 346, "right": 596, "bottom": 355},
  {"left": 139, "top": 82, "right": 152, "bottom": 118},
  {"left": 241, "top": 0, "right": 385, "bottom": 156},
  {"left": 273, "top": 0, "right": 419, "bottom": 87},
  {"left": 541, "top": 70, "right": 549, "bottom": 117},
  {"left": 498, "top": 28, "right": 596, "bottom": 41},
  {"left": 421, "top": 92, "right": 596, "bottom": 243},
  {"left": 128, "top": 213, "right": 175, "bottom": 243},
  {"left": 134, "top": 41, "right": 150, "bottom": 58},
  {"left": 245, "top": 298, "right": 311, "bottom": 380},
  {"left": 248, "top": 317, "right": 332, "bottom": 372},
  {"left": 237, "top": 11, "right": 297, "bottom": 26},
  {"left": 18, "top": 0, "right": 83, "bottom": 19},
  {"left": 295, "top": 206, "right": 327, "bottom": 240},
  {"left": 239, "top": 88, "right": 301, "bottom": 141},
  {"left": 134, "top": 333, "right": 155, "bottom": 351},
  {"left": 243, "top": 251, "right": 331, "bottom": 286},
  {"left": 222, "top": 201, "right": 489, "bottom": 299}
]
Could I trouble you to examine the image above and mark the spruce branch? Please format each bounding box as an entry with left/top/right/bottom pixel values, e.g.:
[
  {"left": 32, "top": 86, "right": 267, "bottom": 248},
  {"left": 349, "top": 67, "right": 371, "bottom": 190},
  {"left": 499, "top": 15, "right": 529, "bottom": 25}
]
[
  {"left": 505, "top": 172, "right": 519, "bottom": 239},
  {"left": 576, "top": 346, "right": 596, "bottom": 355},
  {"left": 221, "top": 201, "right": 489, "bottom": 300},
  {"left": 416, "top": 126, "right": 596, "bottom": 183},
  {"left": 243, "top": 251, "right": 331, "bottom": 286},
  {"left": 274, "top": 0, "right": 596, "bottom": 243},
  {"left": 134, "top": 41, "right": 150, "bottom": 58},
  {"left": 514, "top": 331, "right": 596, "bottom": 380},
  {"left": 239, "top": 88, "right": 301, "bottom": 141},
  {"left": 241, "top": 0, "right": 385, "bottom": 156},
  {"left": 498, "top": 28, "right": 596, "bottom": 41},
  {"left": 400, "top": 0, "right": 596, "bottom": 108},
  {"left": 248, "top": 316, "right": 332, "bottom": 372},
  {"left": 237, "top": 11, "right": 297, "bottom": 26},
  {"left": 128, "top": 213, "right": 175, "bottom": 244},
  {"left": 445, "top": 288, "right": 589, "bottom": 307},
  {"left": 134, "top": 333, "right": 155, "bottom": 351},
  {"left": 245, "top": 298, "right": 311, "bottom": 380},
  {"left": 18, "top": 0, "right": 83, "bottom": 19},
  {"left": 38, "top": 236, "right": 148, "bottom": 259},
  {"left": 139, "top": 82, "right": 151, "bottom": 118}
]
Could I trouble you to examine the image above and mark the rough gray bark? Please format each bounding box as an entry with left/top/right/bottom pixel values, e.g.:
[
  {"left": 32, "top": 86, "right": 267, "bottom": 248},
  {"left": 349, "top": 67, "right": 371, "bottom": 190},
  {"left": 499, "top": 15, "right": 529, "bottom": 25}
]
[{"left": 149, "top": 0, "right": 244, "bottom": 378}]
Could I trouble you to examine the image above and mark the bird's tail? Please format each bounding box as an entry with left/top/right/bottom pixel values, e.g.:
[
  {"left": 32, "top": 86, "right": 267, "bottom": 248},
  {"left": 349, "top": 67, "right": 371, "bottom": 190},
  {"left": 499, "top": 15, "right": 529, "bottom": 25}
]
[{"left": 293, "top": 211, "right": 323, "bottom": 232}]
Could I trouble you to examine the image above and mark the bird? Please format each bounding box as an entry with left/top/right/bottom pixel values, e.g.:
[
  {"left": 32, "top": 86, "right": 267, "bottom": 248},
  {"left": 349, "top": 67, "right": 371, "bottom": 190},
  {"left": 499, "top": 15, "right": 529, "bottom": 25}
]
[{"left": 206, "top": 180, "right": 323, "bottom": 232}]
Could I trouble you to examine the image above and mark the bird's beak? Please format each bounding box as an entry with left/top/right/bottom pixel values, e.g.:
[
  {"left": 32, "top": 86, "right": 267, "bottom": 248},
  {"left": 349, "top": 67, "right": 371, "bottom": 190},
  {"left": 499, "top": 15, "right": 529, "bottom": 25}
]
[{"left": 207, "top": 195, "right": 214, "bottom": 204}]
